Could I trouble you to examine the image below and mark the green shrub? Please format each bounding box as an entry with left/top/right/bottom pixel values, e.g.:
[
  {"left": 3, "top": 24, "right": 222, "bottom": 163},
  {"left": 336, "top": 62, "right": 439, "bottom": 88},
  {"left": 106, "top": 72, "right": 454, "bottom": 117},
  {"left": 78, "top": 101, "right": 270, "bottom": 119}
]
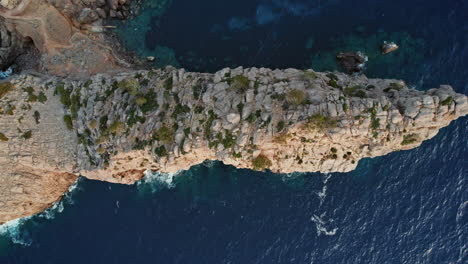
[
  {"left": 108, "top": 121, "right": 126, "bottom": 136},
  {"left": 286, "top": 89, "right": 307, "bottom": 105},
  {"left": 303, "top": 70, "right": 317, "bottom": 80},
  {"left": 306, "top": 114, "right": 337, "bottom": 130},
  {"left": 63, "top": 115, "right": 73, "bottom": 130},
  {"left": 237, "top": 103, "right": 244, "bottom": 114},
  {"left": 328, "top": 79, "right": 341, "bottom": 89},
  {"left": 344, "top": 86, "right": 366, "bottom": 98},
  {"left": 23, "top": 86, "right": 38, "bottom": 102},
  {"left": 172, "top": 104, "right": 190, "bottom": 119},
  {"left": 401, "top": 134, "right": 419, "bottom": 145},
  {"left": 33, "top": 111, "right": 40, "bottom": 124},
  {"left": 192, "top": 83, "right": 205, "bottom": 99},
  {"left": 230, "top": 75, "right": 250, "bottom": 93},
  {"left": 56, "top": 82, "right": 71, "bottom": 107},
  {"left": 277, "top": 121, "right": 285, "bottom": 132},
  {"left": 0, "top": 82, "right": 13, "bottom": 99},
  {"left": 440, "top": 96, "right": 453, "bottom": 106},
  {"left": 204, "top": 110, "right": 217, "bottom": 139},
  {"left": 89, "top": 120, "right": 98, "bottom": 129},
  {"left": 135, "top": 97, "right": 147, "bottom": 106},
  {"left": 118, "top": 78, "right": 140, "bottom": 96},
  {"left": 252, "top": 154, "right": 272, "bottom": 171},
  {"left": 194, "top": 105, "right": 204, "bottom": 114},
  {"left": 38, "top": 91, "right": 47, "bottom": 103},
  {"left": 343, "top": 103, "right": 348, "bottom": 112},
  {"left": 153, "top": 126, "right": 174, "bottom": 143},
  {"left": 139, "top": 90, "right": 159, "bottom": 113},
  {"left": 154, "top": 145, "right": 168, "bottom": 157},
  {"left": 164, "top": 77, "right": 173, "bottom": 90},
  {"left": 21, "top": 130, "right": 32, "bottom": 140},
  {"left": 0, "top": 132, "right": 8, "bottom": 141},
  {"left": 383, "top": 82, "right": 403, "bottom": 92},
  {"left": 330, "top": 147, "right": 337, "bottom": 153}
]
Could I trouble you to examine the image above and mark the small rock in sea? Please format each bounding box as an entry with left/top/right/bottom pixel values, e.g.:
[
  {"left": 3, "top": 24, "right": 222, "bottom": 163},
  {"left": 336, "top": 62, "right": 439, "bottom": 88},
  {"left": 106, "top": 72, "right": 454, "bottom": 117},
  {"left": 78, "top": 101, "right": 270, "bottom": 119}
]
[
  {"left": 146, "top": 56, "right": 155, "bottom": 62},
  {"left": 336, "top": 51, "right": 368, "bottom": 73},
  {"left": 381, "top": 41, "right": 399, "bottom": 54}
]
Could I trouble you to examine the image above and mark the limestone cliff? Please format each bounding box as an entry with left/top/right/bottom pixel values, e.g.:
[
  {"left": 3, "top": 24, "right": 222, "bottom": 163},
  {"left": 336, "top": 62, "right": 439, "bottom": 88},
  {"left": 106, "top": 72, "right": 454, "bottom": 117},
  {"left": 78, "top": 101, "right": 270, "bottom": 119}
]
[{"left": 1, "top": 67, "right": 467, "bottom": 223}]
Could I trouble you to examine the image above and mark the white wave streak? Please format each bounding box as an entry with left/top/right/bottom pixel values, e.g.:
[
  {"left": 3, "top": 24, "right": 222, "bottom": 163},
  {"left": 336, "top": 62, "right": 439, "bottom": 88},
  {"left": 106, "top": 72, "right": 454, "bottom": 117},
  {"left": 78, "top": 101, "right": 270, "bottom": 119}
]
[
  {"left": 456, "top": 201, "right": 467, "bottom": 223},
  {"left": 38, "top": 177, "right": 82, "bottom": 220},
  {"left": 0, "top": 177, "right": 82, "bottom": 245},
  {"left": 311, "top": 213, "right": 338, "bottom": 236},
  {"left": 137, "top": 170, "right": 179, "bottom": 192},
  {"left": 315, "top": 173, "right": 332, "bottom": 205},
  {"left": 0, "top": 217, "right": 33, "bottom": 246}
]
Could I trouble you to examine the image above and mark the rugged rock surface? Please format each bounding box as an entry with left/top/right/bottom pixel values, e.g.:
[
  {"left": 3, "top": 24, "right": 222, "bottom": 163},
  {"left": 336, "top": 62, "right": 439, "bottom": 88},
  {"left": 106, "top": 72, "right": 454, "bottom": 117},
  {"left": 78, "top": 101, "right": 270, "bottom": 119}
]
[
  {"left": 0, "top": 0, "right": 130, "bottom": 75},
  {"left": 0, "top": 16, "right": 24, "bottom": 70},
  {"left": 1, "top": 67, "right": 467, "bottom": 223}
]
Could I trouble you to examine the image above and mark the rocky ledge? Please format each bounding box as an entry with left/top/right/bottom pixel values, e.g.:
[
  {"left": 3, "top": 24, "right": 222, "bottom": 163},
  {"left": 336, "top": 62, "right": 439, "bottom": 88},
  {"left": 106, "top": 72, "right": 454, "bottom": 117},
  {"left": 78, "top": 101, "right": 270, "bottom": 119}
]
[{"left": 1, "top": 67, "right": 467, "bottom": 223}]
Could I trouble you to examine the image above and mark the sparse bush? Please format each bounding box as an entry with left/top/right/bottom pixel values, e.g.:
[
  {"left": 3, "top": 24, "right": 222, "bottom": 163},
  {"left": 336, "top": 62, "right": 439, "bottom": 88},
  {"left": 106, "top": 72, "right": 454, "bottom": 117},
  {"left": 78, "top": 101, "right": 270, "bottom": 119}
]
[
  {"left": 252, "top": 154, "right": 272, "bottom": 171},
  {"left": 21, "top": 130, "right": 32, "bottom": 140},
  {"left": 440, "top": 96, "right": 453, "bottom": 106},
  {"left": 108, "top": 121, "right": 126, "bottom": 136},
  {"left": 135, "top": 97, "right": 147, "bottom": 106},
  {"left": 384, "top": 82, "right": 403, "bottom": 92},
  {"left": 118, "top": 78, "right": 140, "bottom": 96},
  {"left": 303, "top": 70, "right": 317, "bottom": 80},
  {"left": 139, "top": 90, "right": 159, "bottom": 113},
  {"left": 230, "top": 75, "right": 250, "bottom": 93},
  {"left": 38, "top": 91, "right": 47, "bottom": 103},
  {"left": 306, "top": 114, "right": 337, "bottom": 131},
  {"left": 154, "top": 145, "right": 168, "bottom": 157},
  {"left": 401, "top": 134, "right": 419, "bottom": 145},
  {"left": 0, "top": 82, "right": 13, "bottom": 99},
  {"left": 164, "top": 77, "right": 173, "bottom": 90},
  {"left": 23, "top": 86, "right": 38, "bottom": 102},
  {"left": 63, "top": 115, "right": 73, "bottom": 130},
  {"left": 276, "top": 121, "right": 285, "bottom": 132},
  {"left": 0, "top": 132, "right": 8, "bottom": 141},
  {"left": 273, "top": 133, "right": 291, "bottom": 144},
  {"left": 153, "top": 126, "right": 174, "bottom": 144},
  {"left": 89, "top": 120, "right": 98, "bottom": 129},
  {"left": 286, "top": 89, "right": 307, "bottom": 105},
  {"left": 344, "top": 86, "right": 366, "bottom": 98},
  {"left": 33, "top": 111, "right": 40, "bottom": 124}
]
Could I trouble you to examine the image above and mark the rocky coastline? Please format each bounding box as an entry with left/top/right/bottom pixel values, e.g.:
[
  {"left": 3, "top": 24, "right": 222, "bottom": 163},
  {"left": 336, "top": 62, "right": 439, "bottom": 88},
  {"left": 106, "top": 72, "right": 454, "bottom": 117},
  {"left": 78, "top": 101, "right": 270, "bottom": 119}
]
[{"left": 0, "top": 0, "right": 467, "bottom": 224}]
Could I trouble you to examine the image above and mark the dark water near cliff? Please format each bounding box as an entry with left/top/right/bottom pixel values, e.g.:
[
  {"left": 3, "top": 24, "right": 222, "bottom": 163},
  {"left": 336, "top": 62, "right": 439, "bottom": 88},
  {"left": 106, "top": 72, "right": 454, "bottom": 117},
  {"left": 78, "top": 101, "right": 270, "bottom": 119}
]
[{"left": 1, "top": 0, "right": 467, "bottom": 263}]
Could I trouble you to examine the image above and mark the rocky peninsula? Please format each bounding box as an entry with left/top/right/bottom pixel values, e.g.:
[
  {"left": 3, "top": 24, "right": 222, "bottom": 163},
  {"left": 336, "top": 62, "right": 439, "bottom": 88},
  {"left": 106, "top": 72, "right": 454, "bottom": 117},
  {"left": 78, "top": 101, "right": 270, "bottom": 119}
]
[{"left": 0, "top": 0, "right": 467, "bottom": 224}]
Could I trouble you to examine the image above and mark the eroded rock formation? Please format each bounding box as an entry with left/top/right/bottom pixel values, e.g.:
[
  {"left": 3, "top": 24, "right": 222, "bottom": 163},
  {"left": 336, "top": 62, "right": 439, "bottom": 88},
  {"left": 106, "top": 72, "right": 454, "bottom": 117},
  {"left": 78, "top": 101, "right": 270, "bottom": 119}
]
[{"left": 1, "top": 67, "right": 466, "bottom": 223}]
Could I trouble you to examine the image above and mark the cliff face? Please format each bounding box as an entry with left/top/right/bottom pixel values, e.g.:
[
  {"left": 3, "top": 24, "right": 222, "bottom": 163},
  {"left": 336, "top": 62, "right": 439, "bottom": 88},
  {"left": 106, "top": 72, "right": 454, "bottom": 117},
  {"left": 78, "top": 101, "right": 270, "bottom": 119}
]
[{"left": 1, "top": 67, "right": 467, "bottom": 223}]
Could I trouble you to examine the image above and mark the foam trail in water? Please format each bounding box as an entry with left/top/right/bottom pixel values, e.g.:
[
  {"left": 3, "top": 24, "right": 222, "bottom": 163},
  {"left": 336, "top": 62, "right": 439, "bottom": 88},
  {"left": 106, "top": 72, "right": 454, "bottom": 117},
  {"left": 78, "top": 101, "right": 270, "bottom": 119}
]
[{"left": 311, "top": 213, "right": 338, "bottom": 236}]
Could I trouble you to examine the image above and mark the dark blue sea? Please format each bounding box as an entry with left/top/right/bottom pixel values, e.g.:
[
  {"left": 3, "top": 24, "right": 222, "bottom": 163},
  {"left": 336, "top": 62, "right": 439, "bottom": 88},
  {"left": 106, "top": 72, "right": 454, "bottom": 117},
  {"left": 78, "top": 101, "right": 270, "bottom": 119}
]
[{"left": 1, "top": 0, "right": 467, "bottom": 263}]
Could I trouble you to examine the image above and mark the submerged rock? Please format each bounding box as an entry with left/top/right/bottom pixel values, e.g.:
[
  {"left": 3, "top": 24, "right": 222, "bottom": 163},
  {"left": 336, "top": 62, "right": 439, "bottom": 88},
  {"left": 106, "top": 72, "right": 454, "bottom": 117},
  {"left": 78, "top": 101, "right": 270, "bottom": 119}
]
[
  {"left": 382, "top": 41, "right": 399, "bottom": 54},
  {"left": 336, "top": 51, "right": 368, "bottom": 73}
]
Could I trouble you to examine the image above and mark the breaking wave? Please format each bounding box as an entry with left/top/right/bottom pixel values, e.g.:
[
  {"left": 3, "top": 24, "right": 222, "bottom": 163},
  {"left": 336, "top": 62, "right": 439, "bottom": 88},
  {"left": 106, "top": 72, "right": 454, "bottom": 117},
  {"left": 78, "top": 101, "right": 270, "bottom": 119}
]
[
  {"left": 0, "top": 177, "right": 82, "bottom": 245},
  {"left": 136, "top": 170, "right": 179, "bottom": 192}
]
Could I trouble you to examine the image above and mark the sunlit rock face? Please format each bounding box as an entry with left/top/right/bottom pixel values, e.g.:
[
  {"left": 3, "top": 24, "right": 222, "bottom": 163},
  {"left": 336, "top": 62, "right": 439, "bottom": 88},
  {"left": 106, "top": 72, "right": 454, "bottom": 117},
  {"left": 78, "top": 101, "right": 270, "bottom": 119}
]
[{"left": 1, "top": 67, "right": 466, "bottom": 224}]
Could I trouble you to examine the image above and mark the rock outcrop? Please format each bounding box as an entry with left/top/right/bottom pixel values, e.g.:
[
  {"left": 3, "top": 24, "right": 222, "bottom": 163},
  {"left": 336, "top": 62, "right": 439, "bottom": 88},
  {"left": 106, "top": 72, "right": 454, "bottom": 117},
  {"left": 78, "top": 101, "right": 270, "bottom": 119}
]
[
  {"left": 0, "top": 0, "right": 130, "bottom": 75},
  {"left": 1, "top": 67, "right": 467, "bottom": 223}
]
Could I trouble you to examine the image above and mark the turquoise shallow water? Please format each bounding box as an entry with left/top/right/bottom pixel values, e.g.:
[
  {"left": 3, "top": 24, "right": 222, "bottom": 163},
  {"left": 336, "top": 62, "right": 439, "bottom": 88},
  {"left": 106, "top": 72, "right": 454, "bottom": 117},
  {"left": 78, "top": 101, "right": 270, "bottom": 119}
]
[{"left": 1, "top": 0, "right": 467, "bottom": 263}]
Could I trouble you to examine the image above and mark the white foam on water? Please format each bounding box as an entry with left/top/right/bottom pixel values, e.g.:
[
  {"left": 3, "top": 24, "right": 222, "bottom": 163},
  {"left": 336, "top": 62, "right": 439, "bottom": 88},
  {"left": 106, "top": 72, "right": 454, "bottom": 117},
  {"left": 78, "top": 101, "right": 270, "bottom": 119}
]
[
  {"left": 137, "top": 170, "right": 179, "bottom": 192},
  {"left": 311, "top": 213, "right": 338, "bottom": 237},
  {"left": 0, "top": 177, "right": 82, "bottom": 245},
  {"left": 0, "top": 217, "right": 33, "bottom": 246}
]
